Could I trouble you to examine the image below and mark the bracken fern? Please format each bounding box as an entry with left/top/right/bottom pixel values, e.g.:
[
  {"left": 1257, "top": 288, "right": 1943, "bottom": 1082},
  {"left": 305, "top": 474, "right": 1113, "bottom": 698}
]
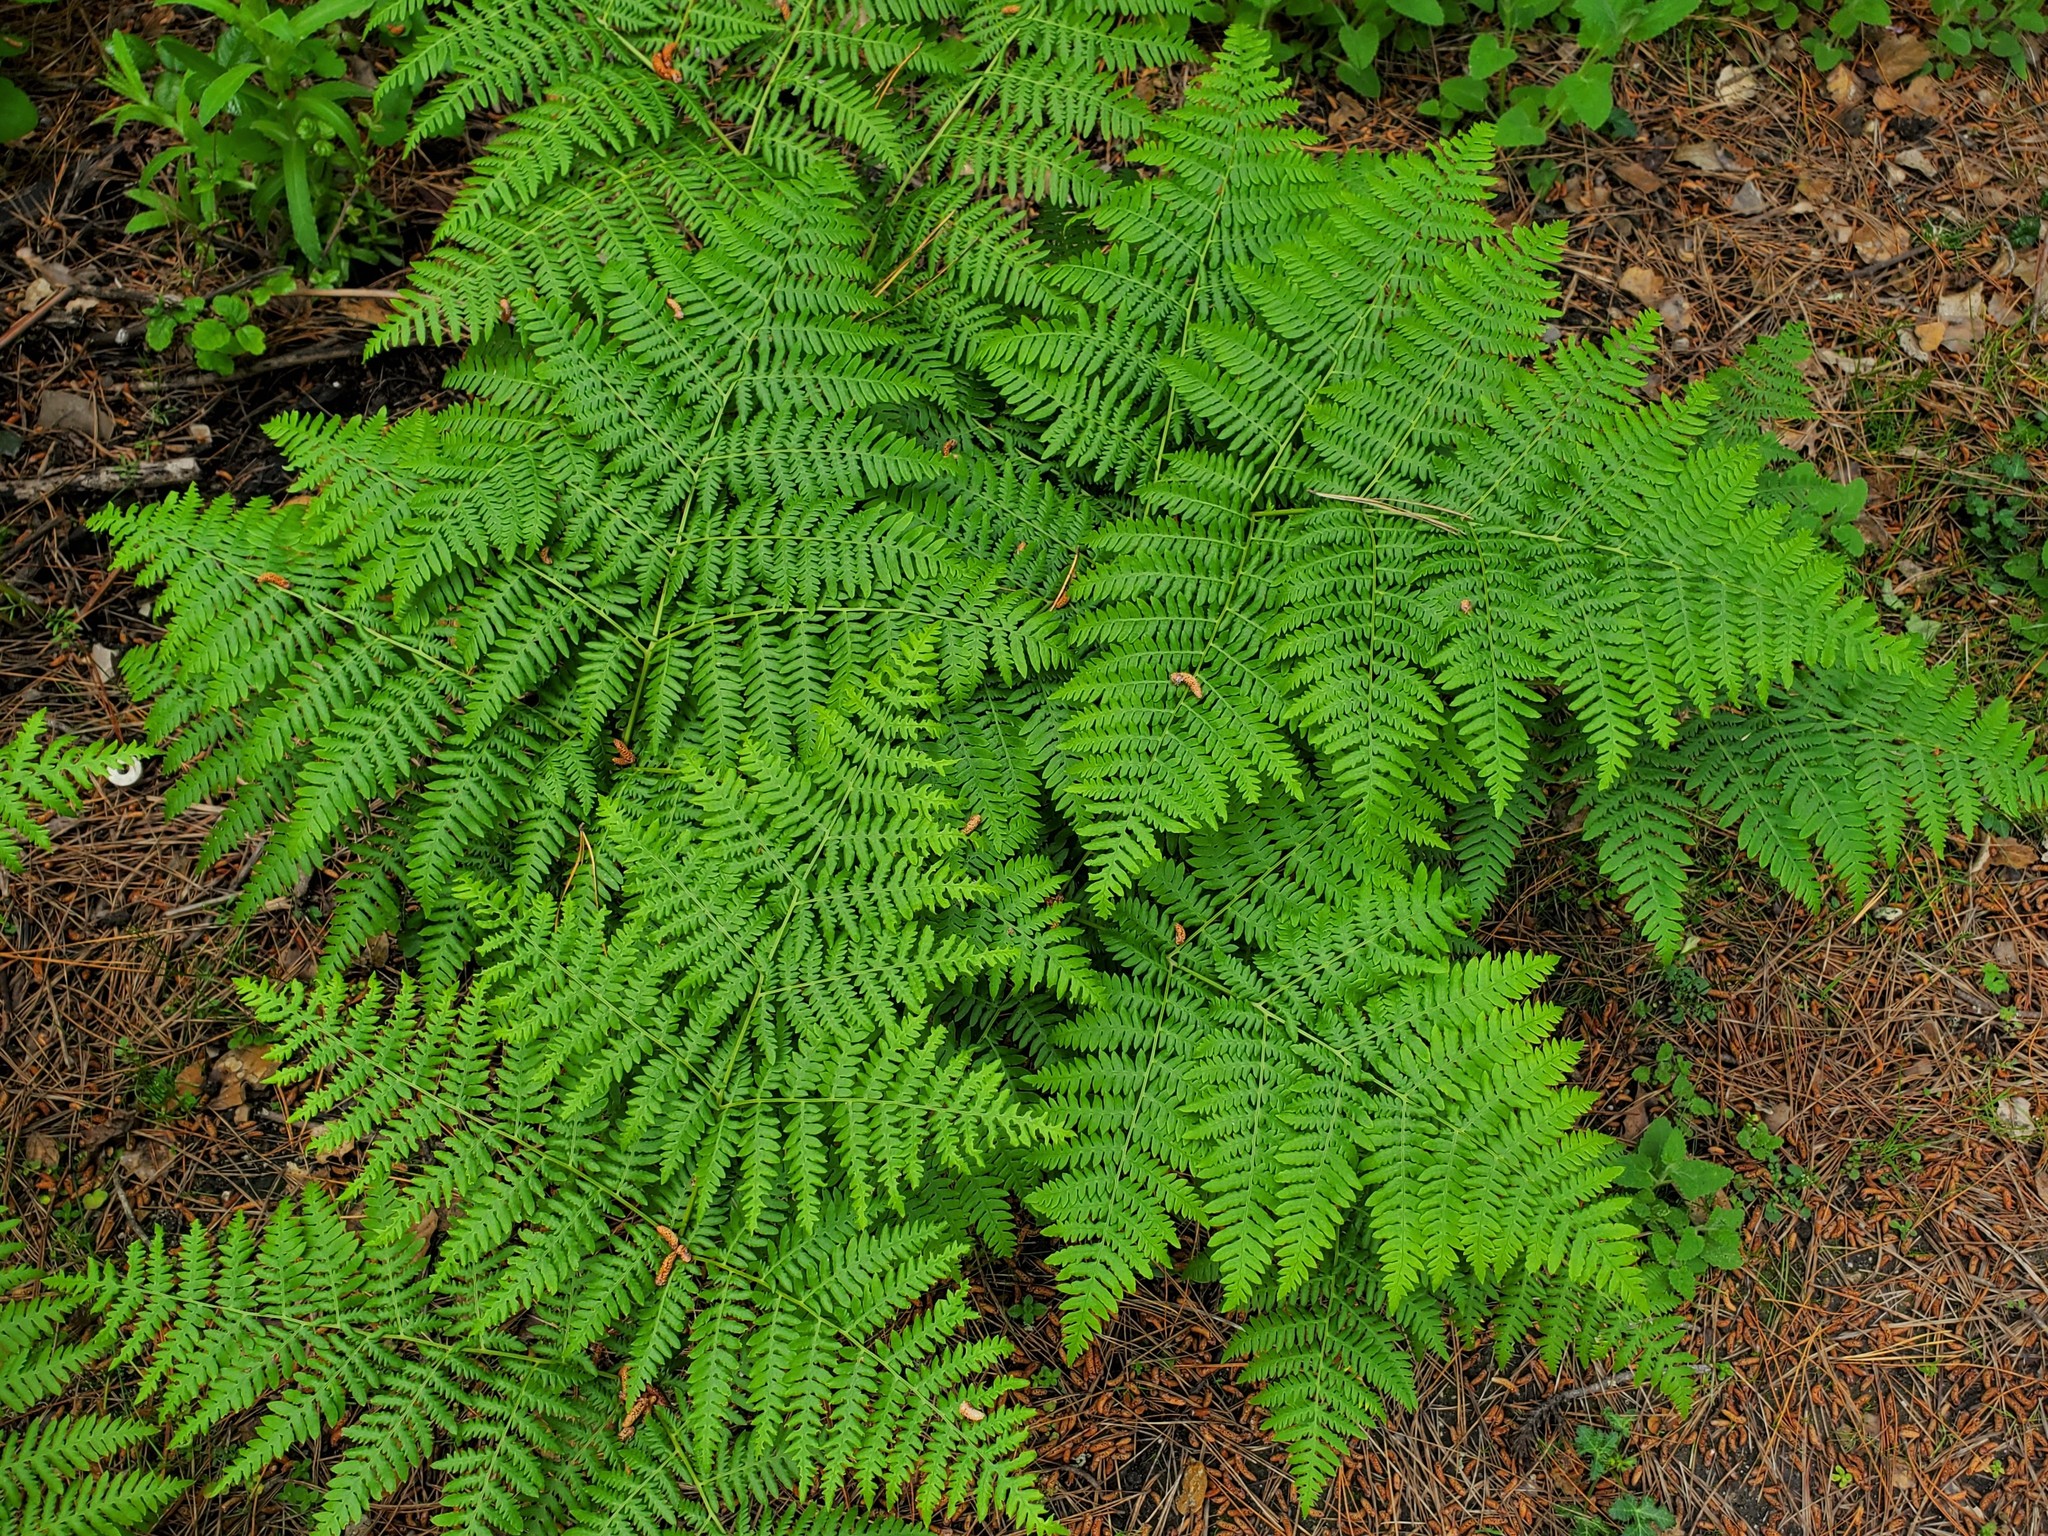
[{"left": 39, "top": 16, "right": 2046, "bottom": 1534}]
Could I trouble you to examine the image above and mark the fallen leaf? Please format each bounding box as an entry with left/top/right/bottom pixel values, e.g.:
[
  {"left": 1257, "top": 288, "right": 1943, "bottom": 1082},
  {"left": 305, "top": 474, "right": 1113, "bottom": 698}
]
[
  {"left": 25, "top": 1132, "right": 61, "bottom": 1169},
  {"left": 1175, "top": 1463, "right": 1209, "bottom": 1517},
  {"left": 1622, "top": 1098, "right": 1650, "bottom": 1141},
  {"left": 219, "top": 1044, "right": 279, "bottom": 1083},
  {"left": 36, "top": 388, "right": 115, "bottom": 441},
  {"left": 1872, "top": 84, "right": 1907, "bottom": 112},
  {"left": 1825, "top": 63, "right": 1864, "bottom": 107},
  {"left": 1611, "top": 158, "right": 1665, "bottom": 194},
  {"left": 958, "top": 1400, "right": 986, "bottom": 1422},
  {"left": 1986, "top": 290, "right": 2024, "bottom": 328},
  {"left": 1875, "top": 34, "right": 1931, "bottom": 84},
  {"left": 1985, "top": 836, "right": 2043, "bottom": 868},
  {"left": 174, "top": 1059, "right": 205, "bottom": 1099},
  {"left": 1901, "top": 320, "right": 1946, "bottom": 360},
  {"left": 1168, "top": 671, "right": 1204, "bottom": 700},
  {"left": 1728, "top": 179, "right": 1768, "bottom": 216},
  {"left": 1952, "top": 157, "right": 1994, "bottom": 192},
  {"left": 1993, "top": 1096, "right": 2035, "bottom": 1138},
  {"left": 411, "top": 1207, "right": 442, "bottom": 1246},
  {"left": 90, "top": 643, "right": 118, "bottom": 683},
  {"left": 1715, "top": 64, "right": 1762, "bottom": 107},
  {"left": 1853, "top": 221, "right": 1914, "bottom": 265},
  {"left": 1817, "top": 348, "right": 1885, "bottom": 377},
  {"left": 337, "top": 297, "right": 390, "bottom": 324},
  {"left": 1561, "top": 175, "right": 1612, "bottom": 214},
  {"left": 1619, "top": 266, "right": 1667, "bottom": 304},
  {"left": 1900, "top": 74, "right": 1943, "bottom": 115},
  {"left": 1656, "top": 296, "right": 1691, "bottom": 334},
  {"left": 1885, "top": 1460, "right": 1915, "bottom": 1491},
  {"left": 78, "top": 1114, "right": 136, "bottom": 1154},
  {"left": 118, "top": 1139, "right": 177, "bottom": 1185},
  {"left": 1764, "top": 1102, "right": 1795, "bottom": 1135},
  {"left": 1821, "top": 208, "right": 1855, "bottom": 246},
  {"left": 1796, "top": 172, "right": 1834, "bottom": 204},
  {"left": 1893, "top": 146, "right": 1941, "bottom": 179},
  {"left": 212, "top": 1077, "right": 247, "bottom": 1111},
  {"left": 1672, "top": 142, "right": 1740, "bottom": 172},
  {"left": 1936, "top": 286, "right": 1990, "bottom": 349}
]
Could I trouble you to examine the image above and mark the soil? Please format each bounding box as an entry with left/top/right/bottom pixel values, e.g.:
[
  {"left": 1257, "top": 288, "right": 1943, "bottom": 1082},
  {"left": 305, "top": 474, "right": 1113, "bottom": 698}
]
[{"left": 2, "top": 4, "right": 2044, "bottom": 1534}]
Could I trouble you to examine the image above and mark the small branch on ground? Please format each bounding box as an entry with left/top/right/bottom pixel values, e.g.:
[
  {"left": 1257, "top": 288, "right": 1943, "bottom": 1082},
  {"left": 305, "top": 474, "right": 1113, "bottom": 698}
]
[{"left": 4, "top": 456, "right": 201, "bottom": 502}]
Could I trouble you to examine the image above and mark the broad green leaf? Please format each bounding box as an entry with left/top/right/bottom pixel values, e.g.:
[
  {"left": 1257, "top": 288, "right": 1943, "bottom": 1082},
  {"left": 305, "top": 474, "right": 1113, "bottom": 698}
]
[
  {"left": 1467, "top": 32, "right": 1517, "bottom": 78},
  {"left": 1549, "top": 62, "right": 1614, "bottom": 128}
]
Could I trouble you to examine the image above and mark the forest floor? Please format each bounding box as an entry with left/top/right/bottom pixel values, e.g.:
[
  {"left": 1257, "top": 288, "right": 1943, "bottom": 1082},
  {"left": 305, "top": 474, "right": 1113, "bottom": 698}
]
[{"left": 3, "top": 2, "right": 2046, "bottom": 1533}]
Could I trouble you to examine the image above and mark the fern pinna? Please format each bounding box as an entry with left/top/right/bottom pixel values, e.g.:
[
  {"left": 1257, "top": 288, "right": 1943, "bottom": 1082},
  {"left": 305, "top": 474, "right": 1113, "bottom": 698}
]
[{"left": 67, "top": 19, "right": 2048, "bottom": 1535}]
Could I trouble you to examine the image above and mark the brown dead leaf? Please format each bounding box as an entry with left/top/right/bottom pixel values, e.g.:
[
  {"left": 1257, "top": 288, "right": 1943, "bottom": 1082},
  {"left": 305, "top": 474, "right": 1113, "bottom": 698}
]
[
  {"left": 1622, "top": 1098, "right": 1650, "bottom": 1142},
  {"left": 1795, "top": 172, "right": 1834, "bottom": 204},
  {"left": 1875, "top": 34, "right": 1931, "bottom": 84},
  {"left": 411, "top": 1207, "right": 443, "bottom": 1246},
  {"left": 1715, "top": 64, "right": 1762, "bottom": 107},
  {"left": 1900, "top": 74, "right": 1943, "bottom": 114},
  {"left": 1993, "top": 1096, "right": 2036, "bottom": 1138},
  {"left": 1885, "top": 1460, "right": 1915, "bottom": 1492},
  {"left": 36, "top": 389, "right": 115, "bottom": 441},
  {"left": 1619, "top": 267, "right": 1667, "bottom": 305},
  {"left": 1988, "top": 290, "right": 2027, "bottom": 328},
  {"left": 1825, "top": 63, "right": 1863, "bottom": 107},
  {"left": 174, "top": 1059, "right": 205, "bottom": 1100},
  {"left": 2035, "top": 1150, "right": 2048, "bottom": 1209},
  {"left": 337, "top": 297, "right": 391, "bottom": 324},
  {"left": 1985, "top": 836, "right": 2043, "bottom": 869},
  {"left": 1561, "top": 175, "right": 1611, "bottom": 214},
  {"left": 78, "top": 1114, "right": 136, "bottom": 1154},
  {"left": 1672, "top": 142, "right": 1740, "bottom": 173},
  {"left": 1853, "top": 221, "right": 1914, "bottom": 265},
  {"left": 1175, "top": 1463, "right": 1209, "bottom": 1516},
  {"left": 212, "top": 1076, "right": 247, "bottom": 1111},
  {"left": 1816, "top": 348, "right": 1884, "bottom": 376},
  {"left": 1902, "top": 320, "right": 1947, "bottom": 360},
  {"left": 1893, "top": 146, "right": 1941, "bottom": 180},
  {"left": 1728, "top": 179, "right": 1768, "bottom": 216},
  {"left": 24, "top": 1132, "right": 61, "bottom": 1169},
  {"left": 1953, "top": 157, "right": 1994, "bottom": 192},
  {"left": 1872, "top": 84, "right": 1907, "bottom": 112},
  {"left": 1936, "top": 286, "right": 1991, "bottom": 349},
  {"left": 1611, "top": 159, "right": 1665, "bottom": 194},
  {"left": 118, "top": 1139, "right": 177, "bottom": 1185},
  {"left": 1821, "top": 208, "right": 1855, "bottom": 246},
  {"left": 1656, "top": 296, "right": 1691, "bottom": 333},
  {"left": 216, "top": 1044, "right": 279, "bottom": 1084}
]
